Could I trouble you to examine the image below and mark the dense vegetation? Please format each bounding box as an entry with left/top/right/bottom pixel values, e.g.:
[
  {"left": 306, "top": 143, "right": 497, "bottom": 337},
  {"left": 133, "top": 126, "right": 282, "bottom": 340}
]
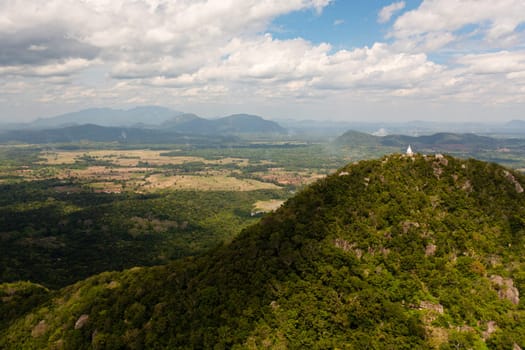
[
  {"left": 0, "top": 178, "right": 284, "bottom": 288},
  {"left": 2, "top": 154, "right": 524, "bottom": 349}
]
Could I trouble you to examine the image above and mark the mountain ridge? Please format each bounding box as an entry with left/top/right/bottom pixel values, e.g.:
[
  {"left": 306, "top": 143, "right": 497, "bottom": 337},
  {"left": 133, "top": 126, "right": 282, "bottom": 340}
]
[
  {"left": 29, "top": 106, "right": 184, "bottom": 129},
  {"left": 163, "top": 113, "right": 287, "bottom": 135},
  {"left": 1, "top": 154, "right": 524, "bottom": 348},
  {"left": 335, "top": 129, "right": 514, "bottom": 152},
  {"left": 0, "top": 124, "right": 239, "bottom": 144},
  {"left": 0, "top": 109, "right": 287, "bottom": 142}
]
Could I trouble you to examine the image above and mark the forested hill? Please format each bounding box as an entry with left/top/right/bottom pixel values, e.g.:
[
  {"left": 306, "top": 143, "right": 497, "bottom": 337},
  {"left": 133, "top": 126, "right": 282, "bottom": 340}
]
[
  {"left": 2, "top": 155, "right": 525, "bottom": 349},
  {"left": 335, "top": 130, "right": 506, "bottom": 151}
]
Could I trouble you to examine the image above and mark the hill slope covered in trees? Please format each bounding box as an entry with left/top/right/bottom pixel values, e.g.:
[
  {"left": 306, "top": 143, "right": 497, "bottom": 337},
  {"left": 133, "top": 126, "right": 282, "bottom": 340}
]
[{"left": 1, "top": 154, "right": 525, "bottom": 349}]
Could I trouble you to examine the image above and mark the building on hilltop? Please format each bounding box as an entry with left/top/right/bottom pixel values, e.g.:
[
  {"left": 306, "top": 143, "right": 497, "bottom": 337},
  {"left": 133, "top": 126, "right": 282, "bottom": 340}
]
[{"left": 406, "top": 144, "right": 414, "bottom": 156}]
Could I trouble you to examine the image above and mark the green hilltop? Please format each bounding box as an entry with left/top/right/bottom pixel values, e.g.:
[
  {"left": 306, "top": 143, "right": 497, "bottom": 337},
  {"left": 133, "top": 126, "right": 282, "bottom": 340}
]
[
  {"left": 1, "top": 154, "right": 525, "bottom": 349},
  {"left": 334, "top": 130, "right": 501, "bottom": 152}
]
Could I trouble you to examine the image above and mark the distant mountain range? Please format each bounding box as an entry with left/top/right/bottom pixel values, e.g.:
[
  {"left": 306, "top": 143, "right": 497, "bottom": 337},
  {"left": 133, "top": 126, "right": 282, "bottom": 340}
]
[
  {"left": 1, "top": 106, "right": 523, "bottom": 137},
  {"left": 0, "top": 107, "right": 287, "bottom": 143},
  {"left": 279, "top": 118, "right": 525, "bottom": 137},
  {"left": 28, "top": 106, "right": 184, "bottom": 128},
  {"left": 161, "top": 113, "right": 286, "bottom": 135},
  {"left": 334, "top": 130, "right": 520, "bottom": 152},
  {"left": 1, "top": 106, "right": 286, "bottom": 134},
  {"left": 0, "top": 124, "right": 240, "bottom": 145}
]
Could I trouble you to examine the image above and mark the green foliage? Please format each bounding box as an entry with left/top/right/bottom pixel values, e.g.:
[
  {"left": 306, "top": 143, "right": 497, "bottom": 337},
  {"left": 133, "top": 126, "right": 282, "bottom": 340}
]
[
  {"left": 2, "top": 154, "right": 525, "bottom": 348},
  {"left": 0, "top": 178, "right": 283, "bottom": 289},
  {"left": 0, "top": 282, "right": 50, "bottom": 331}
]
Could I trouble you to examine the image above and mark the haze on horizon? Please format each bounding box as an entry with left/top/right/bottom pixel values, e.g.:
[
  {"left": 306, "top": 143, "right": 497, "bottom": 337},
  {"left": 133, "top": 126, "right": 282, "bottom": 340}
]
[{"left": 1, "top": 0, "right": 524, "bottom": 123}]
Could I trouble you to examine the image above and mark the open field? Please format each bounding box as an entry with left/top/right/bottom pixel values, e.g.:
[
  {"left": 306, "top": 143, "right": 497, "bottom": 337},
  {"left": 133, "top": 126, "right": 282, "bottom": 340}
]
[
  {"left": 144, "top": 174, "right": 281, "bottom": 191},
  {"left": 0, "top": 144, "right": 345, "bottom": 195},
  {"left": 39, "top": 150, "right": 250, "bottom": 167}
]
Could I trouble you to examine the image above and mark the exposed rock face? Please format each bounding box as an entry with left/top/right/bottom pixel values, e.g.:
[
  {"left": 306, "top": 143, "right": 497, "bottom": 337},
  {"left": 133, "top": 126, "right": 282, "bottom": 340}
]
[
  {"left": 75, "top": 314, "right": 89, "bottom": 330},
  {"left": 504, "top": 170, "right": 524, "bottom": 193},
  {"left": 482, "top": 321, "right": 497, "bottom": 340},
  {"left": 31, "top": 320, "right": 47, "bottom": 338},
  {"left": 334, "top": 238, "right": 353, "bottom": 252},
  {"left": 401, "top": 221, "right": 420, "bottom": 234},
  {"left": 425, "top": 243, "right": 437, "bottom": 256},
  {"left": 461, "top": 180, "right": 472, "bottom": 192},
  {"left": 490, "top": 275, "right": 520, "bottom": 305},
  {"left": 419, "top": 301, "right": 444, "bottom": 324},
  {"left": 420, "top": 301, "right": 444, "bottom": 314},
  {"left": 334, "top": 238, "right": 362, "bottom": 259}
]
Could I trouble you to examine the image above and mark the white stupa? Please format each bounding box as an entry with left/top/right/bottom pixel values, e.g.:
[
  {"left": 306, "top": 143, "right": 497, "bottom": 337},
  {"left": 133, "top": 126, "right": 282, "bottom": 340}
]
[{"left": 406, "top": 144, "right": 414, "bottom": 156}]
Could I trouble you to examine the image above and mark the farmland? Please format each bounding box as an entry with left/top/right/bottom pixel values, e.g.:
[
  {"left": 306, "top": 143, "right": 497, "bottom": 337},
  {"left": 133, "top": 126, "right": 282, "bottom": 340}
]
[{"left": 0, "top": 142, "right": 347, "bottom": 288}]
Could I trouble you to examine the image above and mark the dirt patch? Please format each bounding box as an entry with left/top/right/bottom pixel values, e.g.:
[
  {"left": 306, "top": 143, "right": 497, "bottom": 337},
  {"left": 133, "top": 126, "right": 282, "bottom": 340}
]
[
  {"left": 31, "top": 320, "right": 48, "bottom": 338},
  {"left": 253, "top": 200, "right": 285, "bottom": 212}
]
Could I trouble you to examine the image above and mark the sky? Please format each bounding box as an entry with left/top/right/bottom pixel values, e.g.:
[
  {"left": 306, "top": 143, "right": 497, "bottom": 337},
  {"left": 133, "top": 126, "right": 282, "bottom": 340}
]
[{"left": 1, "top": 0, "right": 525, "bottom": 123}]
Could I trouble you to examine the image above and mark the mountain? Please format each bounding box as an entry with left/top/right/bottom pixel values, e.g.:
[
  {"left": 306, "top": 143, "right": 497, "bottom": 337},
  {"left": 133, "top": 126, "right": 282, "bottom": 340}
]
[
  {"left": 382, "top": 132, "right": 499, "bottom": 151},
  {"left": 333, "top": 129, "right": 381, "bottom": 146},
  {"left": 277, "top": 119, "right": 525, "bottom": 138},
  {"left": 335, "top": 130, "right": 504, "bottom": 152},
  {"left": 160, "top": 113, "right": 202, "bottom": 128},
  {"left": 167, "top": 113, "right": 287, "bottom": 135},
  {"left": 0, "top": 124, "right": 238, "bottom": 144},
  {"left": 506, "top": 120, "right": 525, "bottom": 130},
  {"left": 2, "top": 155, "right": 524, "bottom": 348},
  {"left": 2, "top": 110, "right": 287, "bottom": 140},
  {"left": 29, "top": 106, "right": 184, "bottom": 129},
  {"left": 214, "top": 114, "right": 286, "bottom": 134}
]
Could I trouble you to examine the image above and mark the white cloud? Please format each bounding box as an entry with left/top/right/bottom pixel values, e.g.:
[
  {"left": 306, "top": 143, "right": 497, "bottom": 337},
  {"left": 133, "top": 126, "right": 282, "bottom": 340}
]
[
  {"left": 378, "top": 2, "right": 406, "bottom": 24},
  {"left": 457, "top": 51, "right": 525, "bottom": 75},
  {"left": 0, "top": 59, "right": 96, "bottom": 77},
  {"left": 1, "top": 0, "right": 525, "bottom": 122},
  {"left": 391, "top": 0, "right": 525, "bottom": 50}
]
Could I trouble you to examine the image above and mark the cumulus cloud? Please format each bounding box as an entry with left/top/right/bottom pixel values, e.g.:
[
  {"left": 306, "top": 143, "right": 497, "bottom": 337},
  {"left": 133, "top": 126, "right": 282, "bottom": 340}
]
[
  {"left": 457, "top": 51, "right": 525, "bottom": 75},
  {"left": 391, "top": 0, "right": 525, "bottom": 50},
  {"left": 0, "top": 29, "right": 99, "bottom": 66},
  {"left": 378, "top": 2, "right": 406, "bottom": 23},
  {"left": 1, "top": 0, "right": 525, "bottom": 121},
  {"left": 0, "top": 1, "right": 331, "bottom": 75}
]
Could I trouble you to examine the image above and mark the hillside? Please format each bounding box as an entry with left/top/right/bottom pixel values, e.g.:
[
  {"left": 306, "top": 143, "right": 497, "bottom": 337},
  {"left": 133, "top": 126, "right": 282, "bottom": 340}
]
[
  {"left": 335, "top": 130, "right": 501, "bottom": 151},
  {"left": 0, "top": 114, "right": 287, "bottom": 144},
  {"left": 1, "top": 155, "right": 525, "bottom": 349},
  {"left": 0, "top": 124, "right": 238, "bottom": 145},
  {"left": 333, "top": 129, "right": 380, "bottom": 146}
]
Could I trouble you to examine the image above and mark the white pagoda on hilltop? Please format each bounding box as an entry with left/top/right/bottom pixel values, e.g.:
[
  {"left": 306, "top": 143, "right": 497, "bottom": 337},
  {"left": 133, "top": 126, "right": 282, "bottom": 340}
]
[{"left": 406, "top": 145, "right": 414, "bottom": 156}]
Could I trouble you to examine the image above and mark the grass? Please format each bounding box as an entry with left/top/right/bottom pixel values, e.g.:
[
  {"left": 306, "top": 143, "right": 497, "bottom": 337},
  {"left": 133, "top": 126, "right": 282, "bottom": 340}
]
[
  {"left": 0, "top": 145, "right": 341, "bottom": 194},
  {"left": 39, "top": 150, "right": 250, "bottom": 167},
  {"left": 143, "top": 174, "right": 281, "bottom": 191}
]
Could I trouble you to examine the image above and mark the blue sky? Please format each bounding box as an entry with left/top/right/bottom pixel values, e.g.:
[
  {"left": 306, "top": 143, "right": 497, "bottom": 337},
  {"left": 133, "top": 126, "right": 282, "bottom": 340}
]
[
  {"left": 271, "top": 1, "right": 420, "bottom": 49},
  {"left": 0, "top": 0, "right": 524, "bottom": 122}
]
